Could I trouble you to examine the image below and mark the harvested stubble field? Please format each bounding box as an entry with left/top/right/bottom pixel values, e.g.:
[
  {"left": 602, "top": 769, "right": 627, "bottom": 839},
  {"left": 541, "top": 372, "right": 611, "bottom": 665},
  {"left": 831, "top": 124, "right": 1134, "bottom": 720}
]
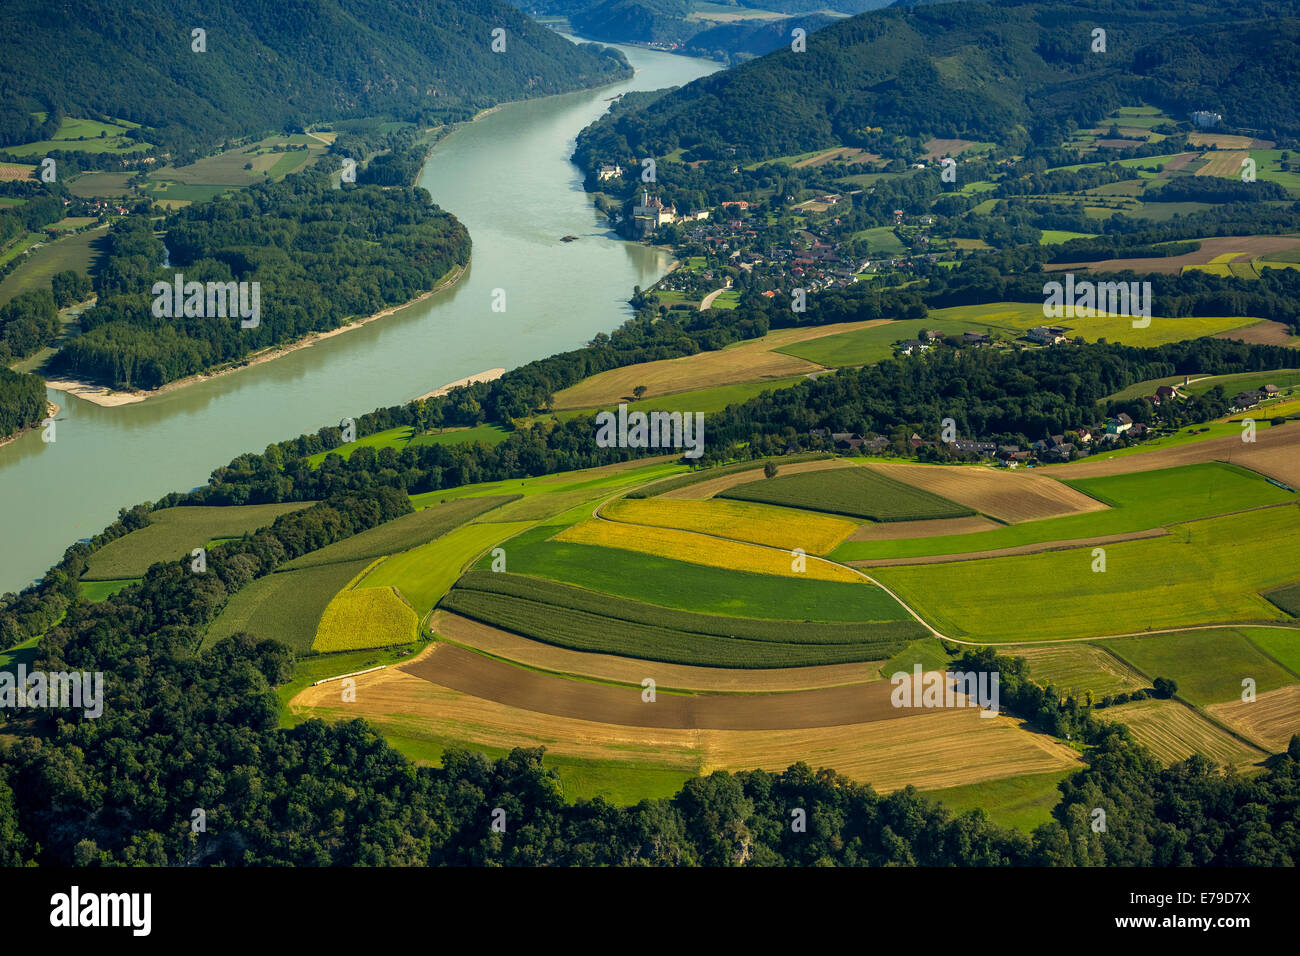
[
  {"left": 1097, "top": 699, "right": 1265, "bottom": 767},
  {"left": 549, "top": 321, "right": 889, "bottom": 408},
  {"left": 1049, "top": 420, "right": 1300, "bottom": 487},
  {"left": 864, "top": 462, "right": 1106, "bottom": 523},
  {"left": 602, "top": 496, "right": 858, "bottom": 553},
  {"left": 1011, "top": 643, "right": 1148, "bottom": 696},
  {"left": 403, "top": 643, "right": 930, "bottom": 728},
  {"left": 283, "top": 496, "right": 516, "bottom": 570},
  {"left": 290, "top": 662, "right": 1082, "bottom": 792},
  {"left": 84, "top": 502, "right": 313, "bottom": 579},
  {"left": 655, "top": 457, "right": 844, "bottom": 500},
  {"left": 874, "top": 505, "right": 1300, "bottom": 641},
  {"left": 847, "top": 515, "right": 998, "bottom": 541},
  {"left": 720, "top": 465, "right": 974, "bottom": 522},
  {"left": 313, "top": 584, "right": 420, "bottom": 652},
  {"left": 203, "top": 557, "right": 374, "bottom": 653},
  {"left": 836, "top": 462, "right": 1295, "bottom": 563},
  {"left": 1195, "top": 150, "right": 1250, "bottom": 178},
  {"left": 439, "top": 588, "right": 918, "bottom": 667},
  {"left": 1107, "top": 628, "right": 1299, "bottom": 706},
  {"left": 430, "top": 611, "right": 886, "bottom": 692},
  {"left": 1208, "top": 684, "right": 1300, "bottom": 753},
  {"left": 1216, "top": 320, "right": 1300, "bottom": 346},
  {"left": 1048, "top": 235, "right": 1300, "bottom": 275},
  {"left": 554, "top": 518, "right": 863, "bottom": 583}
]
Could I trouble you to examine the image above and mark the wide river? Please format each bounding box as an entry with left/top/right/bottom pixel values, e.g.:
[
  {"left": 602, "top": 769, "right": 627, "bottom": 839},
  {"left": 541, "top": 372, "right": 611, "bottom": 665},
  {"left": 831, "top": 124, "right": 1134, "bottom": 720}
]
[{"left": 0, "top": 41, "right": 719, "bottom": 593}]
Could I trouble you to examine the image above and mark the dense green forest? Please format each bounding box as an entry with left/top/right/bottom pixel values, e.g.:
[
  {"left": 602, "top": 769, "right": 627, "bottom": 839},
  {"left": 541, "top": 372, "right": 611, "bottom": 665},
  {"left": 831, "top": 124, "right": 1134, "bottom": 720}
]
[
  {"left": 49, "top": 173, "right": 471, "bottom": 390},
  {"left": 0, "top": 0, "right": 630, "bottom": 162},
  {"left": 575, "top": 0, "right": 1300, "bottom": 164},
  {"left": 0, "top": 366, "right": 46, "bottom": 439}
]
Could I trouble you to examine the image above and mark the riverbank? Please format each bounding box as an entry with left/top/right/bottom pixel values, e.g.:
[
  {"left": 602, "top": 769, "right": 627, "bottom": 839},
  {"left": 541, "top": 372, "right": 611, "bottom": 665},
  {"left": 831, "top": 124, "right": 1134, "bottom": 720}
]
[
  {"left": 44, "top": 263, "right": 469, "bottom": 408},
  {"left": 413, "top": 368, "right": 507, "bottom": 402},
  {"left": 0, "top": 400, "right": 59, "bottom": 450}
]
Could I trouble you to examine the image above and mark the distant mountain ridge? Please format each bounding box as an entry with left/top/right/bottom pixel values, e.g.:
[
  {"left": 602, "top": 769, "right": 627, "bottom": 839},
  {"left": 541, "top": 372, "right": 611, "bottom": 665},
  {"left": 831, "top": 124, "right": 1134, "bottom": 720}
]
[
  {"left": 573, "top": 0, "right": 1300, "bottom": 163},
  {"left": 0, "top": 0, "right": 630, "bottom": 161}
]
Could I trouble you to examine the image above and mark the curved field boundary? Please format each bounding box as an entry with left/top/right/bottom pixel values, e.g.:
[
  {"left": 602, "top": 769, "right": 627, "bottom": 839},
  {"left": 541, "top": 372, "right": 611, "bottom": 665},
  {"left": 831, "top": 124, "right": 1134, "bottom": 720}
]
[
  {"left": 862, "top": 462, "right": 1107, "bottom": 523},
  {"left": 403, "top": 643, "right": 937, "bottom": 730},
  {"left": 656, "top": 457, "right": 848, "bottom": 500},
  {"left": 848, "top": 515, "right": 999, "bottom": 541},
  {"left": 848, "top": 528, "right": 1169, "bottom": 567},
  {"left": 431, "top": 611, "right": 886, "bottom": 693}
]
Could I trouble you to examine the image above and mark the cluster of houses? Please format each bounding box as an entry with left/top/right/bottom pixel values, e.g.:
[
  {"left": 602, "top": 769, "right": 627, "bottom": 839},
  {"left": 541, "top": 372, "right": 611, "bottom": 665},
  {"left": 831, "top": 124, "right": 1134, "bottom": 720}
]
[
  {"left": 1231, "top": 384, "right": 1281, "bottom": 411},
  {"left": 895, "top": 328, "right": 995, "bottom": 355},
  {"left": 808, "top": 411, "right": 1148, "bottom": 467}
]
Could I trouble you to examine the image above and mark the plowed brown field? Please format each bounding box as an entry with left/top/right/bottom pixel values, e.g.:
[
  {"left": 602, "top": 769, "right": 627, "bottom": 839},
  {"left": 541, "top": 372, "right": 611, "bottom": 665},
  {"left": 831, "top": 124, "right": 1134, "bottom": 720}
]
[{"left": 847, "top": 515, "right": 999, "bottom": 541}]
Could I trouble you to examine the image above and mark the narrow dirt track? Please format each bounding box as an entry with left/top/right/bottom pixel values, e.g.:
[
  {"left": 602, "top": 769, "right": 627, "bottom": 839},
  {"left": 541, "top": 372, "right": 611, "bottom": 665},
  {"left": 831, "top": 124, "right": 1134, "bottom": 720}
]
[{"left": 400, "top": 643, "right": 945, "bottom": 730}]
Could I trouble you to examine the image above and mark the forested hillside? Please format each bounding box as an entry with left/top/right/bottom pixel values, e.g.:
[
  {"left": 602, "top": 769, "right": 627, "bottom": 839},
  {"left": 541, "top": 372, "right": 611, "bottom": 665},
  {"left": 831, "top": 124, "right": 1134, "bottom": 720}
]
[
  {"left": 49, "top": 173, "right": 471, "bottom": 390},
  {"left": 0, "top": 0, "right": 630, "bottom": 161},
  {"left": 575, "top": 0, "right": 1300, "bottom": 162}
]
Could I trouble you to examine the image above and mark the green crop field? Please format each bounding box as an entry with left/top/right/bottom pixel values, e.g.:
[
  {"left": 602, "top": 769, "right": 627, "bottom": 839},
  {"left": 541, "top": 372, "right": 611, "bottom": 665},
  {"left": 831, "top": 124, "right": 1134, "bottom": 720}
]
[
  {"left": 775, "top": 318, "right": 1009, "bottom": 367},
  {"left": 204, "top": 557, "right": 375, "bottom": 654},
  {"left": 78, "top": 578, "right": 140, "bottom": 602},
  {"left": 628, "top": 453, "right": 831, "bottom": 498},
  {"left": 922, "top": 769, "right": 1073, "bottom": 832},
  {"left": 452, "top": 570, "right": 923, "bottom": 644},
  {"left": 65, "top": 172, "right": 135, "bottom": 198},
  {"left": 0, "top": 226, "right": 107, "bottom": 306},
  {"left": 1011, "top": 642, "right": 1146, "bottom": 697},
  {"left": 833, "top": 462, "right": 1294, "bottom": 561},
  {"left": 850, "top": 226, "right": 906, "bottom": 255},
  {"left": 876, "top": 637, "right": 955, "bottom": 679},
  {"left": 544, "top": 378, "right": 808, "bottom": 425},
  {"left": 1181, "top": 370, "right": 1300, "bottom": 398},
  {"left": 486, "top": 523, "right": 910, "bottom": 622},
  {"left": 874, "top": 504, "right": 1300, "bottom": 641},
  {"left": 305, "top": 423, "right": 511, "bottom": 466},
  {"left": 440, "top": 588, "right": 916, "bottom": 668},
  {"left": 1244, "top": 626, "right": 1300, "bottom": 674},
  {"left": 3, "top": 116, "right": 151, "bottom": 157},
  {"left": 360, "top": 520, "right": 534, "bottom": 616},
  {"left": 721, "top": 465, "right": 975, "bottom": 522},
  {"left": 84, "top": 502, "right": 314, "bottom": 580},
  {"left": 282, "top": 496, "right": 517, "bottom": 570},
  {"left": 1107, "top": 628, "right": 1298, "bottom": 705},
  {"left": 407, "top": 459, "right": 685, "bottom": 511},
  {"left": 1264, "top": 582, "right": 1300, "bottom": 617},
  {"left": 1039, "top": 230, "right": 1098, "bottom": 245}
]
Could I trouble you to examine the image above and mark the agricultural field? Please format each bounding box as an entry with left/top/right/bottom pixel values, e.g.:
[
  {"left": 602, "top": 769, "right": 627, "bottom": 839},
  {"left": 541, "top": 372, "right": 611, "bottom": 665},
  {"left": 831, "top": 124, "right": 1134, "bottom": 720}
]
[
  {"left": 358, "top": 519, "right": 535, "bottom": 616},
  {"left": 314, "top": 582, "right": 420, "bottom": 652},
  {"left": 282, "top": 496, "right": 516, "bottom": 570},
  {"left": 541, "top": 378, "right": 807, "bottom": 426},
  {"left": 439, "top": 588, "right": 911, "bottom": 667},
  {"left": 303, "top": 424, "right": 510, "bottom": 466},
  {"left": 834, "top": 462, "right": 1295, "bottom": 562},
  {"left": 1096, "top": 698, "right": 1264, "bottom": 767},
  {"left": 554, "top": 518, "right": 863, "bottom": 582},
  {"left": 549, "top": 321, "right": 897, "bottom": 408},
  {"left": 290, "top": 660, "right": 1081, "bottom": 795},
  {"left": 1244, "top": 625, "right": 1300, "bottom": 672},
  {"left": 873, "top": 504, "right": 1300, "bottom": 641},
  {"left": 65, "top": 171, "right": 134, "bottom": 198},
  {"left": 1107, "top": 628, "right": 1299, "bottom": 705},
  {"left": 1049, "top": 235, "right": 1300, "bottom": 276},
  {"left": 430, "top": 609, "right": 887, "bottom": 692},
  {"left": 488, "top": 523, "right": 911, "bottom": 621},
  {"left": 646, "top": 454, "right": 835, "bottom": 499},
  {"left": 78, "top": 578, "right": 140, "bottom": 602},
  {"left": 2, "top": 115, "right": 150, "bottom": 157},
  {"left": 720, "top": 464, "right": 975, "bottom": 522},
  {"left": 83, "top": 502, "right": 313, "bottom": 580},
  {"left": 602, "top": 496, "right": 859, "bottom": 553},
  {"left": 1012, "top": 643, "right": 1147, "bottom": 697},
  {"left": 203, "top": 557, "right": 375, "bottom": 654},
  {"left": 0, "top": 225, "right": 107, "bottom": 306},
  {"left": 921, "top": 769, "right": 1074, "bottom": 832},
  {"left": 1209, "top": 685, "right": 1300, "bottom": 753},
  {"left": 864, "top": 462, "right": 1105, "bottom": 523}
]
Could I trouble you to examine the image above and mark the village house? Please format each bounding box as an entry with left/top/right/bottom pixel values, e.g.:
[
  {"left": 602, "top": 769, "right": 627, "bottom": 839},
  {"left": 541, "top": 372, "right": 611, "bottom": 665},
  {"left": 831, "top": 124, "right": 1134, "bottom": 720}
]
[
  {"left": 1027, "top": 325, "right": 1069, "bottom": 345},
  {"left": 962, "top": 331, "right": 991, "bottom": 346},
  {"left": 896, "top": 339, "right": 930, "bottom": 356},
  {"left": 1106, "top": 413, "right": 1134, "bottom": 435},
  {"left": 952, "top": 440, "right": 996, "bottom": 456},
  {"left": 597, "top": 164, "right": 623, "bottom": 181}
]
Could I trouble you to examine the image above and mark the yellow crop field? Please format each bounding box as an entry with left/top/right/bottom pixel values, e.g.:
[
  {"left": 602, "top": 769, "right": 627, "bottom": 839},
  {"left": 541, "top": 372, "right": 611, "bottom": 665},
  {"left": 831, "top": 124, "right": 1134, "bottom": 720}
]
[
  {"left": 603, "top": 497, "right": 859, "bottom": 553},
  {"left": 361, "top": 520, "right": 535, "bottom": 615},
  {"left": 313, "top": 586, "right": 420, "bottom": 651},
  {"left": 554, "top": 518, "right": 863, "bottom": 583}
]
